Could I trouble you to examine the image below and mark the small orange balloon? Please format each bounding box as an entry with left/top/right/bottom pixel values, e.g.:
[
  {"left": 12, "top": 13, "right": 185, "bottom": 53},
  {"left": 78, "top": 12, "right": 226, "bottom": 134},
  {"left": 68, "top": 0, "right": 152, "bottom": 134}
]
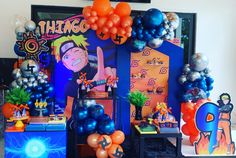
[
  {"left": 125, "top": 26, "right": 132, "bottom": 33},
  {"left": 91, "top": 10, "right": 97, "bottom": 17},
  {"left": 83, "top": 6, "right": 92, "bottom": 18},
  {"left": 88, "top": 17, "right": 96, "bottom": 24},
  {"left": 96, "top": 148, "right": 108, "bottom": 158},
  {"left": 96, "top": 29, "right": 110, "bottom": 40},
  {"left": 108, "top": 7, "right": 114, "bottom": 15},
  {"left": 93, "top": 0, "right": 112, "bottom": 16},
  {"left": 114, "top": 2, "right": 131, "bottom": 17},
  {"left": 118, "top": 28, "right": 126, "bottom": 35},
  {"left": 98, "top": 135, "right": 112, "bottom": 150},
  {"left": 97, "top": 17, "right": 107, "bottom": 28},
  {"left": 110, "top": 27, "right": 118, "bottom": 34},
  {"left": 111, "top": 33, "right": 127, "bottom": 45},
  {"left": 111, "top": 130, "right": 125, "bottom": 145},
  {"left": 108, "top": 144, "right": 124, "bottom": 158},
  {"left": 102, "top": 27, "right": 109, "bottom": 33},
  {"left": 87, "top": 133, "right": 100, "bottom": 148},
  {"left": 121, "top": 16, "right": 133, "bottom": 28},
  {"left": 2, "top": 103, "right": 15, "bottom": 118},
  {"left": 106, "top": 20, "right": 113, "bottom": 28},
  {"left": 109, "top": 14, "right": 120, "bottom": 26},
  {"left": 126, "top": 32, "right": 131, "bottom": 37},
  {"left": 91, "top": 24, "right": 98, "bottom": 30}
]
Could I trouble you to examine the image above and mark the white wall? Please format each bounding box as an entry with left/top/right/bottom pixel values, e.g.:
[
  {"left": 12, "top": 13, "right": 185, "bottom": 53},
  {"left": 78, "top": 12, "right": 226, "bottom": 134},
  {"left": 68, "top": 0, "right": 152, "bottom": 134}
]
[{"left": 1, "top": 0, "right": 236, "bottom": 122}]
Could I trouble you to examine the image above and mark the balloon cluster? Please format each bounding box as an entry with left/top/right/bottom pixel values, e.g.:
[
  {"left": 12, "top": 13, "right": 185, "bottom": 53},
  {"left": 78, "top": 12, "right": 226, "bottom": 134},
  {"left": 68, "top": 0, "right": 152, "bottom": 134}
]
[
  {"left": 181, "top": 99, "right": 209, "bottom": 145},
  {"left": 10, "top": 60, "right": 54, "bottom": 115},
  {"left": 130, "top": 10, "right": 179, "bottom": 52},
  {"left": 83, "top": 0, "right": 132, "bottom": 45},
  {"left": 87, "top": 131, "right": 125, "bottom": 158},
  {"left": 14, "top": 16, "right": 50, "bottom": 68},
  {"left": 178, "top": 53, "right": 214, "bottom": 102},
  {"left": 77, "top": 104, "right": 115, "bottom": 135}
]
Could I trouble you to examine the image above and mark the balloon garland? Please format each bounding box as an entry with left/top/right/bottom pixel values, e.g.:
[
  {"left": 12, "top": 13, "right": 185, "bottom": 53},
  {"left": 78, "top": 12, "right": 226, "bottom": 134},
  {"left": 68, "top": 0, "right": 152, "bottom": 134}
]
[
  {"left": 178, "top": 53, "right": 214, "bottom": 145},
  {"left": 130, "top": 10, "right": 179, "bottom": 52},
  {"left": 83, "top": 0, "right": 132, "bottom": 45}
]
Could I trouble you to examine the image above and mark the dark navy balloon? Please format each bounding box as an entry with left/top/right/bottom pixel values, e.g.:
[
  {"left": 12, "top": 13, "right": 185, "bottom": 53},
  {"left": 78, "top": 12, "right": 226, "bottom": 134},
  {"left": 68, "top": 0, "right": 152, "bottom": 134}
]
[
  {"left": 83, "top": 118, "right": 97, "bottom": 133},
  {"left": 88, "top": 104, "right": 104, "bottom": 119},
  {"left": 143, "top": 9, "right": 164, "bottom": 28},
  {"left": 77, "top": 107, "right": 88, "bottom": 120},
  {"left": 77, "top": 123, "right": 84, "bottom": 134},
  {"left": 98, "top": 119, "right": 115, "bottom": 135},
  {"left": 98, "top": 114, "right": 111, "bottom": 122}
]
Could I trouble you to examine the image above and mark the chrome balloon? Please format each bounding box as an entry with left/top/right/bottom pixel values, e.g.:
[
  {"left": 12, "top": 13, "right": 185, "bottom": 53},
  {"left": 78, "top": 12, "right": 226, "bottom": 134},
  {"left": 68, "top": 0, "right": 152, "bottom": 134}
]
[
  {"left": 24, "top": 20, "right": 36, "bottom": 31},
  {"left": 148, "top": 38, "right": 163, "bottom": 48},
  {"left": 187, "top": 71, "right": 201, "bottom": 82},
  {"left": 10, "top": 81, "right": 19, "bottom": 88},
  {"left": 27, "top": 82, "right": 33, "bottom": 88},
  {"left": 42, "top": 74, "right": 48, "bottom": 80},
  {"left": 39, "top": 79, "right": 45, "bottom": 84},
  {"left": 190, "top": 53, "right": 209, "bottom": 72},
  {"left": 183, "top": 66, "right": 191, "bottom": 75},
  {"left": 178, "top": 75, "right": 187, "bottom": 85},
  {"left": 16, "top": 77, "right": 23, "bottom": 86},
  {"left": 32, "top": 81, "right": 38, "bottom": 87},
  {"left": 166, "top": 12, "right": 180, "bottom": 29},
  {"left": 22, "top": 77, "right": 28, "bottom": 84},
  {"left": 20, "top": 60, "right": 40, "bottom": 77},
  {"left": 15, "top": 26, "right": 26, "bottom": 36},
  {"left": 29, "top": 76, "right": 36, "bottom": 82},
  {"left": 12, "top": 68, "right": 22, "bottom": 79}
]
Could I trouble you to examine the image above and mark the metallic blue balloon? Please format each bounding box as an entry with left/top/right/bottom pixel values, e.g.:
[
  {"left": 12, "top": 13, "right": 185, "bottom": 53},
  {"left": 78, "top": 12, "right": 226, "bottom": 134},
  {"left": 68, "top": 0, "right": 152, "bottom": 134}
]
[
  {"left": 98, "top": 119, "right": 115, "bottom": 135},
  {"left": 131, "top": 31, "right": 137, "bottom": 39},
  {"left": 77, "top": 122, "right": 84, "bottom": 134},
  {"left": 27, "top": 100, "right": 34, "bottom": 108},
  {"left": 137, "top": 33, "right": 144, "bottom": 40},
  {"left": 77, "top": 107, "right": 88, "bottom": 120},
  {"left": 48, "top": 86, "right": 54, "bottom": 92},
  {"left": 35, "top": 93, "right": 42, "bottom": 99},
  {"left": 30, "top": 94, "right": 36, "bottom": 100},
  {"left": 206, "top": 77, "right": 214, "bottom": 85},
  {"left": 14, "top": 43, "right": 26, "bottom": 57},
  {"left": 88, "top": 104, "right": 104, "bottom": 119},
  {"left": 143, "top": 9, "right": 164, "bottom": 28},
  {"left": 44, "top": 83, "right": 51, "bottom": 89},
  {"left": 98, "top": 114, "right": 111, "bottom": 122},
  {"left": 35, "top": 86, "right": 43, "bottom": 91},
  {"left": 133, "top": 16, "right": 143, "bottom": 26},
  {"left": 83, "top": 118, "right": 97, "bottom": 134}
]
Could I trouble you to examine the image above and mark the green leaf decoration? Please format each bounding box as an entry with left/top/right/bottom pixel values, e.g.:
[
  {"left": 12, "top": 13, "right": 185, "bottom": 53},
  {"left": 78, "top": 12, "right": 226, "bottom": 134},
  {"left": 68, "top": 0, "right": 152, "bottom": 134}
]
[
  {"left": 128, "top": 90, "right": 148, "bottom": 107},
  {"left": 5, "top": 87, "right": 31, "bottom": 105}
]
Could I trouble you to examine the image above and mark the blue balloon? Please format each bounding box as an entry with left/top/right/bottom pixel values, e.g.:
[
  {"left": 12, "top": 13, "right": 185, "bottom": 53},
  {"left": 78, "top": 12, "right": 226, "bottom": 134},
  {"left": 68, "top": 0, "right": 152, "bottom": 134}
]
[
  {"left": 206, "top": 77, "right": 214, "bottom": 85},
  {"left": 98, "top": 114, "right": 111, "bottom": 122},
  {"left": 88, "top": 104, "right": 104, "bottom": 119},
  {"left": 127, "top": 39, "right": 146, "bottom": 52},
  {"left": 133, "top": 16, "right": 143, "bottom": 26},
  {"left": 30, "top": 94, "right": 36, "bottom": 100},
  {"left": 144, "top": 34, "right": 153, "bottom": 42},
  {"left": 48, "top": 86, "right": 54, "bottom": 92},
  {"left": 77, "top": 107, "right": 88, "bottom": 120},
  {"left": 25, "top": 88, "right": 32, "bottom": 93},
  {"left": 44, "top": 83, "right": 51, "bottom": 89},
  {"left": 137, "top": 33, "right": 144, "bottom": 40},
  {"left": 35, "top": 86, "right": 43, "bottom": 91},
  {"left": 83, "top": 118, "right": 97, "bottom": 134},
  {"left": 143, "top": 9, "right": 164, "bottom": 28},
  {"left": 27, "top": 100, "right": 34, "bottom": 108},
  {"left": 14, "top": 43, "right": 26, "bottom": 57},
  {"left": 149, "top": 28, "right": 156, "bottom": 36},
  {"left": 35, "top": 93, "right": 42, "bottom": 99},
  {"left": 98, "top": 119, "right": 115, "bottom": 135},
  {"left": 157, "top": 26, "right": 166, "bottom": 37},
  {"left": 131, "top": 31, "right": 137, "bottom": 39},
  {"left": 184, "top": 82, "right": 193, "bottom": 91},
  {"left": 77, "top": 122, "right": 84, "bottom": 134},
  {"left": 207, "top": 84, "right": 214, "bottom": 91}
]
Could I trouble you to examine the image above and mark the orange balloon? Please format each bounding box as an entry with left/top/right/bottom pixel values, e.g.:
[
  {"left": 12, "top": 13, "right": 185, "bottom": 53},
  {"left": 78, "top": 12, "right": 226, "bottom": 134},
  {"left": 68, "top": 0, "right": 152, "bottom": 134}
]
[
  {"left": 108, "top": 7, "right": 114, "bottom": 15},
  {"left": 118, "top": 28, "right": 126, "bottom": 35},
  {"left": 88, "top": 17, "right": 96, "bottom": 24},
  {"left": 91, "top": 24, "right": 98, "bottom": 30},
  {"left": 102, "top": 27, "right": 109, "bottom": 33},
  {"left": 125, "top": 26, "right": 132, "bottom": 33},
  {"left": 98, "top": 135, "right": 112, "bottom": 150},
  {"left": 96, "top": 29, "right": 110, "bottom": 40},
  {"left": 91, "top": 10, "right": 97, "bottom": 17},
  {"left": 87, "top": 133, "right": 101, "bottom": 148},
  {"left": 108, "top": 144, "right": 124, "bottom": 158},
  {"left": 114, "top": 2, "right": 131, "bottom": 17},
  {"left": 111, "top": 33, "right": 127, "bottom": 45},
  {"left": 96, "top": 148, "right": 108, "bottom": 158},
  {"left": 110, "top": 27, "right": 118, "bottom": 34},
  {"left": 97, "top": 17, "right": 107, "bottom": 28},
  {"left": 83, "top": 6, "right": 92, "bottom": 18},
  {"left": 111, "top": 130, "right": 125, "bottom": 145},
  {"left": 121, "top": 16, "right": 133, "bottom": 28},
  {"left": 106, "top": 20, "right": 113, "bottom": 28},
  {"left": 109, "top": 14, "right": 120, "bottom": 26},
  {"left": 2, "top": 103, "right": 15, "bottom": 118},
  {"left": 93, "top": 0, "right": 112, "bottom": 16},
  {"left": 126, "top": 32, "right": 131, "bottom": 37}
]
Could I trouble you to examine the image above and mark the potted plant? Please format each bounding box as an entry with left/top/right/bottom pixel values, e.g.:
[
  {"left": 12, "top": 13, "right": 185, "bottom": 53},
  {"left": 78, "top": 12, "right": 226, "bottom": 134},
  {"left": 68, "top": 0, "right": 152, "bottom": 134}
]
[
  {"left": 2, "top": 87, "right": 31, "bottom": 119},
  {"left": 128, "top": 91, "right": 148, "bottom": 120}
]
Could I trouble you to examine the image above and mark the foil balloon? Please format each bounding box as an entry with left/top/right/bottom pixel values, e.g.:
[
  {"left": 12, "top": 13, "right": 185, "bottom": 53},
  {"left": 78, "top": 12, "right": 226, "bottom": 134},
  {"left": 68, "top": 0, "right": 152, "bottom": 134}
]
[
  {"left": 178, "top": 75, "right": 187, "bottom": 85},
  {"left": 187, "top": 71, "right": 201, "bottom": 82},
  {"left": 166, "top": 12, "right": 180, "bottom": 29},
  {"left": 77, "top": 107, "right": 88, "bottom": 120},
  {"left": 20, "top": 59, "right": 40, "bottom": 77},
  {"left": 83, "top": 118, "right": 97, "bottom": 134},
  {"left": 88, "top": 104, "right": 104, "bottom": 119},
  {"left": 148, "top": 38, "right": 163, "bottom": 48},
  {"left": 98, "top": 118, "right": 115, "bottom": 135},
  {"left": 24, "top": 20, "right": 36, "bottom": 31},
  {"left": 190, "top": 53, "right": 209, "bottom": 72}
]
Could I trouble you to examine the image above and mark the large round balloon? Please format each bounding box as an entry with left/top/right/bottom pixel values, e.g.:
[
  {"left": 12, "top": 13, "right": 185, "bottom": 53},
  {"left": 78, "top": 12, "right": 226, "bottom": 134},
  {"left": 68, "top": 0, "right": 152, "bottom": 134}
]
[
  {"left": 24, "top": 20, "right": 36, "bottom": 31},
  {"left": 20, "top": 60, "right": 40, "bottom": 77},
  {"left": 87, "top": 133, "right": 100, "bottom": 148},
  {"left": 96, "top": 148, "right": 108, "bottom": 158},
  {"left": 143, "top": 9, "right": 163, "bottom": 28},
  {"left": 98, "top": 135, "right": 112, "bottom": 150},
  {"left": 77, "top": 107, "right": 88, "bottom": 120},
  {"left": 114, "top": 2, "right": 131, "bottom": 17},
  {"left": 108, "top": 144, "right": 124, "bottom": 158},
  {"left": 111, "top": 130, "right": 125, "bottom": 145},
  {"left": 93, "top": 0, "right": 112, "bottom": 16},
  {"left": 190, "top": 53, "right": 209, "bottom": 72},
  {"left": 88, "top": 104, "right": 104, "bottom": 119},
  {"left": 98, "top": 118, "right": 115, "bottom": 135},
  {"left": 83, "top": 118, "right": 97, "bottom": 134}
]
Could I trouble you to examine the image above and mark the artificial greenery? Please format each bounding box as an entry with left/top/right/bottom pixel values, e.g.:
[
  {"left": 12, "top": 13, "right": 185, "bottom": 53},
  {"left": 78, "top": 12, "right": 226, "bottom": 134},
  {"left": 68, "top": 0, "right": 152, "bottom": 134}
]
[
  {"left": 5, "top": 87, "right": 31, "bottom": 105},
  {"left": 128, "top": 91, "right": 148, "bottom": 107}
]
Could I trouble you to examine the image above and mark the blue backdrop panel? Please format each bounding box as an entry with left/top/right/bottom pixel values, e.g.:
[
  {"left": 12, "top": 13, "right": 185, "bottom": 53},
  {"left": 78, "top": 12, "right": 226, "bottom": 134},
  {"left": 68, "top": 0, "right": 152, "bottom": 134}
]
[
  {"left": 4, "top": 131, "right": 66, "bottom": 158},
  {"left": 116, "top": 41, "right": 184, "bottom": 134}
]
